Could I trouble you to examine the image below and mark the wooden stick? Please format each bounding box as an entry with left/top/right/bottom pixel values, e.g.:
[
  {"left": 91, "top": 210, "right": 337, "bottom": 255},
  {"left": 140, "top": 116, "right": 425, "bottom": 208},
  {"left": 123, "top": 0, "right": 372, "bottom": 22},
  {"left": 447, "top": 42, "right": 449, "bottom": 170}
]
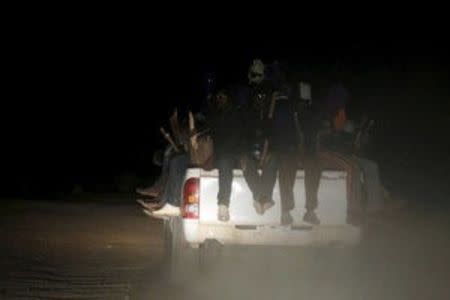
[
  {"left": 160, "top": 127, "right": 180, "bottom": 152},
  {"left": 169, "top": 108, "right": 181, "bottom": 145},
  {"left": 188, "top": 111, "right": 198, "bottom": 150}
]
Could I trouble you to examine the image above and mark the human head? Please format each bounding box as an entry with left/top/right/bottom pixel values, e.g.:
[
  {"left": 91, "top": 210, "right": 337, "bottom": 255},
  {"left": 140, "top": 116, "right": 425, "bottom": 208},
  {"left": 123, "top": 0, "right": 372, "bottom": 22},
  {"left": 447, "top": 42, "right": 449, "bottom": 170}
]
[
  {"left": 214, "top": 89, "right": 232, "bottom": 110},
  {"left": 248, "top": 59, "right": 265, "bottom": 85}
]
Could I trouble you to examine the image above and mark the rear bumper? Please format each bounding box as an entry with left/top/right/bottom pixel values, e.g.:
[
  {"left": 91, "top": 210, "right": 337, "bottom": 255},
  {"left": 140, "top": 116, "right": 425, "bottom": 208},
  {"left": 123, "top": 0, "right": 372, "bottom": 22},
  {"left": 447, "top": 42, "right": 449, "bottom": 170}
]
[{"left": 182, "top": 219, "right": 361, "bottom": 247}]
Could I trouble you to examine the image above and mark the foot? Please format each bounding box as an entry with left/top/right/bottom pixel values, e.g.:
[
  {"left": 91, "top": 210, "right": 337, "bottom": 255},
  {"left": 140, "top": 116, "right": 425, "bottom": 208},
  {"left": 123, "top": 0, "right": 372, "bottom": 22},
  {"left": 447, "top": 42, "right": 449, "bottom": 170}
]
[
  {"left": 303, "top": 211, "right": 320, "bottom": 225},
  {"left": 152, "top": 203, "right": 181, "bottom": 217},
  {"left": 142, "top": 209, "right": 169, "bottom": 220},
  {"left": 257, "top": 195, "right": 275, "bottom": 214},
  {"left": 136, "top": 186, "right": 161, "bottom": 197},
  {"left": 218, "top": 204, "right": 230, "bottom": 222},
  {"left": 281, "top": 211, "right": 293, "bottom": 226},
  {"left": 253, "top": 201, "right": 264, "bottom": 215},
  {"left": 136, "top": 199, "right": 163, "bottom": 211},
  {"left": 262, "top": 200, "right": 275, "bottom": 213}
]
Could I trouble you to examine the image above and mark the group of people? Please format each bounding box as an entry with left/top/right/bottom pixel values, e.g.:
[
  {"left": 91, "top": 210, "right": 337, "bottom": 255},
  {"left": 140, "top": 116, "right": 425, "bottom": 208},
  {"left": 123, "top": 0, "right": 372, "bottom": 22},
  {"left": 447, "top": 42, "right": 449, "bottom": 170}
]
[{"left": 136, "top": 59, "right": 385, "bottom": 226}]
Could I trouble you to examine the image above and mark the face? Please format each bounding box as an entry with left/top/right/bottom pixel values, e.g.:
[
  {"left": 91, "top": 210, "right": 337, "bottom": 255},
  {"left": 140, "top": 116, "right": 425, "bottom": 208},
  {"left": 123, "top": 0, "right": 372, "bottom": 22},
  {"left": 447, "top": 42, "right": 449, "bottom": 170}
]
[
  {"left": 248, "top": 59, "right": 265, "bottom": 85},
  {"left": 248, "top": 71, "right": 264, "bottom": 85},
  {"left": 215, "top": 92, "right": 230, "bottom": 109}
]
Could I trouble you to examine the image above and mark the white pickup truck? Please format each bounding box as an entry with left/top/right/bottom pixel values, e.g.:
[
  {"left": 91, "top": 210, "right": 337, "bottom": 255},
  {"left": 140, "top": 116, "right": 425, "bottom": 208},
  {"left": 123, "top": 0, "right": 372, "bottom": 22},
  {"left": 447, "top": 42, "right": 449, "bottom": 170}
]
[{"left": 163, "top": 167, "right": 360, "bottom": 281}]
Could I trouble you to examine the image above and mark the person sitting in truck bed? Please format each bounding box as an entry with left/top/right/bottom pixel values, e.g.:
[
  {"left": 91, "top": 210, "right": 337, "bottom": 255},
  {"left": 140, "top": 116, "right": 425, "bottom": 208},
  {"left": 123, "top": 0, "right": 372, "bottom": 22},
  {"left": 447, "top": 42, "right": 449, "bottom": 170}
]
[
  {"left": 137, "top": 72, "right": 216, "bottom": 201},
  {"left": 344, "top": 117, "right": 385, "bottom": 218},
  {"left": 205, "top": 89, "right": 243, "bottom": 222},
  {"left": 137, "top": 113, "right": 209, "bottom": 217},
  {"left": 136, "top": 144, "right": 173, "bottom": 198},
  {"left": 266, "top": 62, "right": 326, "bottom": 226},
  {"left": 237, "top": 59, "right": 279, "bottom": 215},
  {"left": 264, "top": 61, "right": 302, "bottom": 225},
  {"left": 313, "top": 83, "right": 364, "bottom": 225},
  {"left": 137, "top": 120, "right": 191, "bottom": 217},
  {"left": 137, "top": 93, "right": 235, "bottom": 219}
]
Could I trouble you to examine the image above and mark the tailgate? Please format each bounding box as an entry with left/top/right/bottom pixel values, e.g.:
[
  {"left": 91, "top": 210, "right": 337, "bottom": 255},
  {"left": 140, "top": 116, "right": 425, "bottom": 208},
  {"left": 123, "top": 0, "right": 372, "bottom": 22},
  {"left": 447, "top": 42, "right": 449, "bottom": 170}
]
[{"left": 197, "top": 169, "right": 348, "bottom": 226}]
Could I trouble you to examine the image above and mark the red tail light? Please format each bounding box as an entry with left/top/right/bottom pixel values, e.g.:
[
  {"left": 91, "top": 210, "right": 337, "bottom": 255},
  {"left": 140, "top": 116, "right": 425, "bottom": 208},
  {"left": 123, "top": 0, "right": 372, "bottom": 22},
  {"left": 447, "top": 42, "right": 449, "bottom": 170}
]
[{"left": 182, "top": 177, "right": 199, "bottom": 219}]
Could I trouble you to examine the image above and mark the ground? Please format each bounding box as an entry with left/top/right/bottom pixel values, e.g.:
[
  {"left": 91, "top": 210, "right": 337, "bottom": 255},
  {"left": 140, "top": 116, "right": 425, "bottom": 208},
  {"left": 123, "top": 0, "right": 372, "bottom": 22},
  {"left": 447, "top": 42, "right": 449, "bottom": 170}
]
[
  {"left": 0, "top": 197, "right": 449, "bottom": 299},
  {"left": 0, "top": 200, "right": 164, "bottom": 299}
]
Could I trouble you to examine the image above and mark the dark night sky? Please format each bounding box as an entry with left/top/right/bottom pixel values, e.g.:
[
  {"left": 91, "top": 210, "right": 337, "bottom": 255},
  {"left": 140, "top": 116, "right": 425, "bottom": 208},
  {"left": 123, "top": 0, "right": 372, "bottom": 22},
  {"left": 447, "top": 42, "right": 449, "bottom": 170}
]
[{"left": 2, "top": 24, "right": 449, "bottom": 197}]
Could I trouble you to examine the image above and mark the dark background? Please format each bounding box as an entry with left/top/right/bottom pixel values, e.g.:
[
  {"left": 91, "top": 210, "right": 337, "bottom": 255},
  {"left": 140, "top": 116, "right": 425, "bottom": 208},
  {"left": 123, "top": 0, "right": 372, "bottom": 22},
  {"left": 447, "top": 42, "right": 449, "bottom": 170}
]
[{"left": 2, "top": 25, "right": 449, "bottom": 201}]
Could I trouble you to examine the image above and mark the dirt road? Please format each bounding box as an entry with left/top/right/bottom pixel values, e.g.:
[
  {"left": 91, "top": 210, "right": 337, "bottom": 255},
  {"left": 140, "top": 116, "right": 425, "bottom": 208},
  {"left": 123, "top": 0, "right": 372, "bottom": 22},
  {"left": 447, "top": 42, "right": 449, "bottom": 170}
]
[
  {"left": 1, "top": 199, "right": 449, "bottom": 299},
  {"left": 0, "top": 201, "right": 164, "bottom": 299}
]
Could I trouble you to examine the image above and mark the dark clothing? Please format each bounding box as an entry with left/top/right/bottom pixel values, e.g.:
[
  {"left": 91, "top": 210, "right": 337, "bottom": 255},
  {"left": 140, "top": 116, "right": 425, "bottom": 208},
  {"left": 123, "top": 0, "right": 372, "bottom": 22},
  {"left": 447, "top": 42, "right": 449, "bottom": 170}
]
[
  {"left": 161, "top": 153, "right": 189, "bottom": 206},
  {"left": 276, "top": 149, "right": 323, "bottom": 213},
  {"left": 269, "top": 84, "right": 298, "bottom": 152},
  {"left": 263, "top": 81, "right": 306, "bottom": 212},
  {"left": 278, "top": 150, "right": 297, "bottom": 212},
  {"left": 235, "top": 80, "right": 278, "bottom": 205},
  {"left": 301, "top": 82, "right": 363, "bottom": 224},
  {"left": 321, "top": 131, "right": 354, "bottom": 155},
  {"left": 241, "top": 152, "right": 278, "bottom": 204},
  {"left": 296, "top": 106, "right": 323, "bottom": 212},
  {"left": 268, "top": 83, "right": 298, "bottom": 211},
  {"left": 148, "top": 145, "right": 175, "bottom": 194},
  {"left": 216, "top": 155, "right": 235, "bottom": 207},
  {"left": 317, "top": 150, "right": 362, "bottom": 224},
  {"left": 236, "top": 81, "right": 274, "bottom": 150},
  {"left": 207, "top": 98, "right": 243, "bottom": 207},
  {"left": 271, "top": 83, "right": 359, "bottom": 217},
  {"left": 207, "top": 106, "right": 242, "bottom": 157},
  {"left": 314, "top": 120, "right": 363, "bottom": 224},
  {"left": 324, "top": 83, "right": 349, "bottom": 119},
  {"left": 304, "top": 154, "right": 320, "bottom": 211},
  {"left": 301, "top": 106, "right": 322, "bottom": 155}
]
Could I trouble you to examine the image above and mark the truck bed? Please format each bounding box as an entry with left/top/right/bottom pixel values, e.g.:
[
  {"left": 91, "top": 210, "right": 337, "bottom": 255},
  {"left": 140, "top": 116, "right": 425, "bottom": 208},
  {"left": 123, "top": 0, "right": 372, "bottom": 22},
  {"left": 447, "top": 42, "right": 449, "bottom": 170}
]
[
  {"left": 194, "top": 169, "right": 348, "bottom": 226},
  {"left": 180, "top": 168, "right": 360, "bottom": 246}
]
